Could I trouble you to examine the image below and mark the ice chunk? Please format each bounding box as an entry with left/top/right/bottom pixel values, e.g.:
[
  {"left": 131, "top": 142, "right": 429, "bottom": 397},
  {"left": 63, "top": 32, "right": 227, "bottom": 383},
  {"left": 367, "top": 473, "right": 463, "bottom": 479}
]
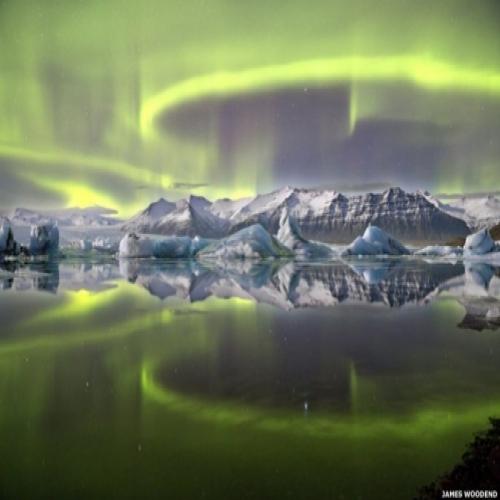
[
  {"left": 29, "top": 223, "right": 59, "bottom": 256},
  {"left": 92, "top": 237, "right": 118, "bottom": 253},
  {"left": 79, "top": 239, "right": 92, "bottom": 251},
  {"left": 118, "top": 233, "right": 210, "bottom": 259},
  {"left": 276, "top": 210, "right": 333, "bottom": 258},
  {"left": 190, "top": 236, "right": 212, "bottom": 256},
  {"left": 463, "top": 228, "right": 495, "bottom": 256},
  {"left": 414, "top": 245, "right": 463, "bottom": 257},
  {"left": 198, "top": 224, "right": 293, "bottom": 259},
  {"left": 118, "top": 233, "right": 155, "bottom": 258},
  {"left": 342, "top": 236, "right": 379, "bottom": 256},
  {"left": 0, "top": 218, "right": 18, "bottom": 255},
  {"left": 153, "top": 236, "right": 193, "bottom": 258},
  {"left": 342, "top": 225, "right": 409, "bottom": 256},
  {"left": 362, "top": 225, "right": 409, "bottom": 255}
]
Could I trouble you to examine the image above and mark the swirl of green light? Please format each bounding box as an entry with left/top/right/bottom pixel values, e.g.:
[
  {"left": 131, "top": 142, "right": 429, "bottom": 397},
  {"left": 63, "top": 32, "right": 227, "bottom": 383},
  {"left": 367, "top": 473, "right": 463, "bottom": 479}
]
[{"left": 141, "top": 55, "right": 500, "bottom": 138}]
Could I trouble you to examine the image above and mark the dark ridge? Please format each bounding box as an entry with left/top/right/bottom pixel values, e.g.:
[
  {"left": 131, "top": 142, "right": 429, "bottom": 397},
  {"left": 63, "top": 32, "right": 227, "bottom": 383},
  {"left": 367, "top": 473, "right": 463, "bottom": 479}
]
[{"left": 417, "top": 418, "right": 500, "bottom": 498}]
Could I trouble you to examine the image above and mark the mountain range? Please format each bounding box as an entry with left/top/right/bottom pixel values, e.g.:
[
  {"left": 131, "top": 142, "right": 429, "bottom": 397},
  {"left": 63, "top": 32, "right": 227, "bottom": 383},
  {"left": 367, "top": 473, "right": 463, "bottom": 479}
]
[
  {"left": 10, "top": 206, "right": 122, "bottom": 227},
  {"left": 123, "top": 186, "right": 474, "bottom": 243},
  {"left": 9, "top": 187, "right": 500, "bottom": 244}
]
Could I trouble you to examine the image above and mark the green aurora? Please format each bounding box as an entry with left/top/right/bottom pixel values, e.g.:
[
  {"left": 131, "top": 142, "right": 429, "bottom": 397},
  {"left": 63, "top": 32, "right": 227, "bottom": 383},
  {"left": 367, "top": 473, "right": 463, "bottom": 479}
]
[
  {"left": 1, "top": 268, "right": 500, "bottom": 497},
  {"left": 1, "top": 0, "right": 500, "bottom": 216}
]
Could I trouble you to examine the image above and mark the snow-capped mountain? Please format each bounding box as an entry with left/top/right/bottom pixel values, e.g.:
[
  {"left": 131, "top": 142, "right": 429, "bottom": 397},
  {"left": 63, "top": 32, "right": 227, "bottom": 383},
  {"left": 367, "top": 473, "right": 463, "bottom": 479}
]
[
  {"left": 429, "top": 194, "right": 500, "bottom": 229},
  {"left": 125, "top": 195, "right": 228, "bottom": 238},
  {"left": 227, "top": 186, "right": 469, "bottom": 243},
  {"left": 10, "top": 206, "right": 122, "bottom": 227},
  {"left": 123, "top": 186, "right": 470, "bottom": 243},
  {"left": 209, "top": 196, "right": 253, "bottom": 219},
  {"left": 122, "top": 198, "right": 176, "bottom": 233}
]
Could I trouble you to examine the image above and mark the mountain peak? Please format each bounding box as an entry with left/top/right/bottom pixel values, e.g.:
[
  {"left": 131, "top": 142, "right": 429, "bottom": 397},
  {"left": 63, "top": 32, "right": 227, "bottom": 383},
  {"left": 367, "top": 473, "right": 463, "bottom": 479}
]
[
  {"left": 144, "top": 198, "right": 176, "bottom": 217},
  {"left": 383, "top": 186, "right": 407, "bottom": 198}
]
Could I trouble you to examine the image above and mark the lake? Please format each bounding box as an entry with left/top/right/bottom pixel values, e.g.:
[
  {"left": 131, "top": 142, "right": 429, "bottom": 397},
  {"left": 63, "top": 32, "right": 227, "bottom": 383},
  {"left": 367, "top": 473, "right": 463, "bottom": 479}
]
[{"left": 0, "top": 257, "right": 499, "bottom": 498}]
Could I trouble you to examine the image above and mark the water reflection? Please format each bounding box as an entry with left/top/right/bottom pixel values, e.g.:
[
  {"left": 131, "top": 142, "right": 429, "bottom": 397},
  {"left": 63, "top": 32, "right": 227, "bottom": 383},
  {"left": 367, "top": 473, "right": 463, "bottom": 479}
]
[
  {"left": 0, "top": 260, "right": 59, "bottom": 292},
  {"left": 2, "top": 258, "right": 499, "bottom": 330},
  {"left": 0, "top": 257, "right": 500, "bottom": 498}
]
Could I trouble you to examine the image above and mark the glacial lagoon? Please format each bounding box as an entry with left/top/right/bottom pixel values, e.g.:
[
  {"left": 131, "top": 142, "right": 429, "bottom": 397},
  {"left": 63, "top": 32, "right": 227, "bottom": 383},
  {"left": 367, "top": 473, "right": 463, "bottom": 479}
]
[{"left": 0, "top": 256, "right": 499, "bottom": 498}]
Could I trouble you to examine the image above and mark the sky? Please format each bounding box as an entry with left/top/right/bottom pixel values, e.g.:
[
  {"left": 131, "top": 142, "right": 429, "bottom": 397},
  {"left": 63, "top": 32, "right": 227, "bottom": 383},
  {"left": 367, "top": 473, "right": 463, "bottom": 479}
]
[{"left": 1, "top": 0, "right": 500, "bottom": 216}]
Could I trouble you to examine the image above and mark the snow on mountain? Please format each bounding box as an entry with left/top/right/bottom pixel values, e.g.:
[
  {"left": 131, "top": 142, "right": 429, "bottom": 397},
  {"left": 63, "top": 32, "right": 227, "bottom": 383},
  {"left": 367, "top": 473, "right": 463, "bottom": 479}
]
[
  {"left": 229, "top": 186, "right": 297, "bottom": 223},
  {"left": 122, "top": 198, "right": 176, "bottom": 233},
  {"left": 427, "top": 193, "right": 500, "bottom": 229},
  {"left": 209, "top": 196, "right": 253, "bottom": 219},
  {"left": 122, "top": 186, "right": 470, "bottom": 243},
  {"left": 124, "top": 195, "right": 228, "bottom": 238},
  {"left": 11, "top": 206, "right": 122, "bottom": 227},
  {"left": 152, "top": 196, "right": 228, "bottom": 238},
  {"left": 228, "top": 186, "right": 469, "bottom": 243},
  {"left": 423, "top": 192, "right": 499, "bottom": 236}
]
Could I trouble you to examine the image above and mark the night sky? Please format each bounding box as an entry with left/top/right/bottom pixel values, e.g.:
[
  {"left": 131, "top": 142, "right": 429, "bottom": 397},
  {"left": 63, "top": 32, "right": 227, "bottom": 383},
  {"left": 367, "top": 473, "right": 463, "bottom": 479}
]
[{"left": 1, "top": 0, "right": 500, "bottom": 216}]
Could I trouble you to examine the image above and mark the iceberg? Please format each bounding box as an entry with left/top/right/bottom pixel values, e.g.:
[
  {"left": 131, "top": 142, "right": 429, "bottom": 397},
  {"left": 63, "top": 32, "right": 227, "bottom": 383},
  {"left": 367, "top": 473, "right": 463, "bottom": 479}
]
[
  {"left": 414, "top": 245, "right": 463, "bottom": 257},
  {"left": 342, "top": 225, "right": 409, "bottom": 256},
  {"left": 153, "top": 236, "right": 195, "bottom": 258},
  {"left": 79, "top": 239, "right": 93, "bottom": 251},
  {"left": 92, "top": 237, "right": 119, "bottom": 253},
  {"left": 118, "top": 233, "right": 155, "bottom": 258},
  {"left": 463, "top": 228, "right": 496, "bottom": 256},
  {"left": 198, "top": 224, "right": 293, "bottom": 259},
  {"left": 276, "top": 210, "right": 333, "bottom": 259},
  {"left": 0, "top": 218, "right": 18, "bottom": 256},
  {"left": 118, "top": 233, "right": 211, "bottom": 258},
  {"left": 29, "top": 223, "right": 59, "bottom": 256}
]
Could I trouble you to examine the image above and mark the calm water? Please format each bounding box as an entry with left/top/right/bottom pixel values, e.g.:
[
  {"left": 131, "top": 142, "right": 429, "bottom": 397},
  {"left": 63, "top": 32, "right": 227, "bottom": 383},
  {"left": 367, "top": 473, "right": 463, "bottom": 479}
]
[{"left": 0, "top": 257, "right": 499, "bottom": 499}]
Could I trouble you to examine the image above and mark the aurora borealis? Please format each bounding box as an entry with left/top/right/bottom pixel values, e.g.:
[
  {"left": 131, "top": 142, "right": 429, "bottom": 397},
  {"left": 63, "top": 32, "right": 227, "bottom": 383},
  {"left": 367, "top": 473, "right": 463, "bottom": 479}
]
[{"left": 1, "top": 0, "right": 500, "bottom": 216}]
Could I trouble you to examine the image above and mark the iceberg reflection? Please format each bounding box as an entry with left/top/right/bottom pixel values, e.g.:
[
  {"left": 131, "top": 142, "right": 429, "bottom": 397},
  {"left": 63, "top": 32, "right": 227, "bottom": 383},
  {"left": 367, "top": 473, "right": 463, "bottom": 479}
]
[{"left": 1, "top": 258, "right": 499, "bottom": 330}]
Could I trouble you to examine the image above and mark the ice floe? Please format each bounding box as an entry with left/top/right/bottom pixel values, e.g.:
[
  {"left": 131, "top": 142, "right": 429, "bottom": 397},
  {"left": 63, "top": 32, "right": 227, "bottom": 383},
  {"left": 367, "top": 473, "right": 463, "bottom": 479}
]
[
  {"left": 197, "top": 224, "right": 293, "bottom": 260},
  {"left": 342, "top": 225, "right": 410, "bottom": 256},
  {"left": 29, "top": 223, "right": 59, "bottom": 256}
]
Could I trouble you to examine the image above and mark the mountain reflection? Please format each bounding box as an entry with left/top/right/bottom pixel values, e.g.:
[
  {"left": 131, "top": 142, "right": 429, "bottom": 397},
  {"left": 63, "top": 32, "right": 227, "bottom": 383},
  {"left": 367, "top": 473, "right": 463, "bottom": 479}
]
[
  {"left": 119, "top": 259, "right": 466, "bottom": 309},
  {"left": 1, "top": 258, "right": 499, "bottom": 330}
]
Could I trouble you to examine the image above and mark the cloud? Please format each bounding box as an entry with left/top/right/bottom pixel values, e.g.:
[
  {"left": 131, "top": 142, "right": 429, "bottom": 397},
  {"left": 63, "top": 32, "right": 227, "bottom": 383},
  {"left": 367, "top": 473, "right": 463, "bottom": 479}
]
[
  {"left": 311, "top": 182, "right": 393, "bottom": 193},
  {"left": 169, "top": 182, "right": 210, "bottom": 190},
  {"left": 436, "top": 190, "right": 500, "bottom": 199}
]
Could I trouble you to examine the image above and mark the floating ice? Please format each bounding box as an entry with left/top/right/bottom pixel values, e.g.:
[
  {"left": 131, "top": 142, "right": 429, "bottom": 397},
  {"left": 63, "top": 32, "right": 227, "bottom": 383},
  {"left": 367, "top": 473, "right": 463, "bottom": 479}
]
[
  {"left": 463, "top": 228, "right": 496, "bottom": 256},
  {"left": 29, "top": 223, "right": 59, "bottom": 256},
  {"left": 276, "top": 210, "right": 333, "bottom": 259},
  {"left": 119, "top": 233, "right": 155, "bottom": 258},
  {"left": 0, "top": 218, "right": 17, "bottom": 255},
  {"left": 92, "top": 237, "right": 119, "bottom": 253},
  {"left": 198, "top": 224, "right": 293, "bottom": 259},
  {"left": 414, "top": 245, "right": 463, "bottom": 257},
  {"left": 79, "top": 239, "right": 93, "bottom": 251},
  {"left": 342, "top": 225, "right": 409, "bottom": 256},
  {"left": 118, "top": 233, "right": 211, "bottom": 258}
]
